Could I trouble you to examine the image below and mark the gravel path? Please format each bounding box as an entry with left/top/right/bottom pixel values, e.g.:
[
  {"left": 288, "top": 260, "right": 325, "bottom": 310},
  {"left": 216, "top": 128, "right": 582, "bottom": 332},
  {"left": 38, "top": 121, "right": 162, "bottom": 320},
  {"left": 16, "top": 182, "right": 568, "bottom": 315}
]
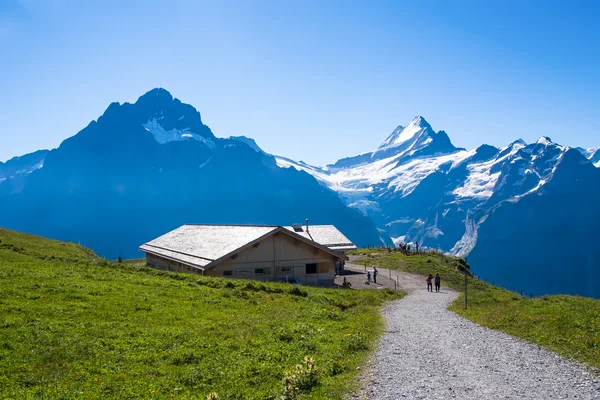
[{"left": 357, "top": 269, "right": 600, "bottom": 399}]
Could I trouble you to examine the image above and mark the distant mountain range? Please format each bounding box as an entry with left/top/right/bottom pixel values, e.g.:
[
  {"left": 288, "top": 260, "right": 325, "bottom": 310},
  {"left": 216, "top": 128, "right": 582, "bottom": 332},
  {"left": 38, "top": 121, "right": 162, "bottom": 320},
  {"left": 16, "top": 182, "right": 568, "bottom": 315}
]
[
  {"left": 1, "top": 89, "right": 598, "bottom": 297},
  {"left": 278, "top": 116, "right": 600, "bottom": 298}
]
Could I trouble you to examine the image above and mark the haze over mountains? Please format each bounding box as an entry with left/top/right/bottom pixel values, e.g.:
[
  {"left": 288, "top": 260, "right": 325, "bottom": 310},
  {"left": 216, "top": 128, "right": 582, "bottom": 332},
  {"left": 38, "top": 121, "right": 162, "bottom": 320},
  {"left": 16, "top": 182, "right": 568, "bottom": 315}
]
[{"left": 1, "top": 89, "right": 599, "bottom": 297}]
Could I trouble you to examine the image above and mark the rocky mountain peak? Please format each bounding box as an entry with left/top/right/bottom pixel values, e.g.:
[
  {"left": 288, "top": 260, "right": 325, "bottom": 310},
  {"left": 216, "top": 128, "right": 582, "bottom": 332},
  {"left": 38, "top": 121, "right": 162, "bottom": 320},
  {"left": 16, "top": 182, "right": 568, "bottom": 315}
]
[
  {"left": 378, "top": 116, "right": 432, "bottom": 149},
  {"left": 372, "top": 116, "right": 457, "bottom": 161}
]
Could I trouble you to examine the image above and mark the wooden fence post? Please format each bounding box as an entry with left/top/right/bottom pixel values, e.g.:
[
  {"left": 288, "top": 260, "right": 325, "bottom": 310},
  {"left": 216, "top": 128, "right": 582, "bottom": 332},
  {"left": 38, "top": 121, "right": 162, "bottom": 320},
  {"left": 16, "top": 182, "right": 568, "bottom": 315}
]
[{"left": 464, "top": 264, "right": 468, "bottom": 310}]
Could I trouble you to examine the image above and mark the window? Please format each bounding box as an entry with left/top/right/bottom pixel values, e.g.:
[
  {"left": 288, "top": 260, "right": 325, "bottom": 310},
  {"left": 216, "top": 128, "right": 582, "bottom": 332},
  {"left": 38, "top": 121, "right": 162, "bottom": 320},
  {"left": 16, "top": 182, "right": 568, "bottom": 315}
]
[
  {"left": 223, "top": 270, "right": 233, "bottom": 276},
  {"left": 255, "top": 268, "right": 265, "bottom": 275},
  {"left": 281, "top": 266, "right": 291, "bottom": 273},
  {"left": 305, "top": 263, "right": 317, "bottom": 274}
]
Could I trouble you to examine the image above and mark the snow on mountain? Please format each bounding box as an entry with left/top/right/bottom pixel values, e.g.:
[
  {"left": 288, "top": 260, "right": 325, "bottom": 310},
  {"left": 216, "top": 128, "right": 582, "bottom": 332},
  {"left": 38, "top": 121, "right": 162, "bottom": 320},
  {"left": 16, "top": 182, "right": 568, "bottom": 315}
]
[
  {"left": 278, "top": 117, "right": 600, "bottom": 296},
  {"left": 276, "top": 116, "right": 469, "bottom": 211},
  {"left": 371, "top": 116, "right": 458, "bottom": 161},
  {"left": 0, "top": 149, "right": 49, "bottom": 182},
  {"left": 379, "top": 117, "right": 427, "bottom": 148},
  {"left": 143, "top": 118, "right": 216, "bottom": 149},
  {"left": 585, "top": 147, "right": 600, "bottom": 167},
  {"left": 536, "top": 136, "right": 552, "bottom": 146},
  {"left": 276, "top": 117, "right": 579, "bottom": 259},
  {"left": 453, "top": 159, "right": 501, "bottom": 199},
  {"left": 386, "top": 151, "right": 473, "bottom": 196},
  {"left": 585, "top": 147, "right": 598, "bottom": 159}
]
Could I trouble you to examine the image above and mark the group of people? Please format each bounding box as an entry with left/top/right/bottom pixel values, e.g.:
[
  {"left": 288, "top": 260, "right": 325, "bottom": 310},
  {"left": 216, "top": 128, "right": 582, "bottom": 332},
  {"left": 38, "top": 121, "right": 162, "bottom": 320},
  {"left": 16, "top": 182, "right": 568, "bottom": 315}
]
[
  {"left": 396, "top": 241, "right": 419, "bottom": 255},
  {"left": 341, "top": 266, "right": 379, "bottom": 288},
  {"left": 366, "top": 267, "right": 378, "bottom": 284},
  {"left": 343, "top": 268, "right": 441, "bottom": 292},
  {"left": 426, "top": 273, "right": 441, "bottom": 292}
]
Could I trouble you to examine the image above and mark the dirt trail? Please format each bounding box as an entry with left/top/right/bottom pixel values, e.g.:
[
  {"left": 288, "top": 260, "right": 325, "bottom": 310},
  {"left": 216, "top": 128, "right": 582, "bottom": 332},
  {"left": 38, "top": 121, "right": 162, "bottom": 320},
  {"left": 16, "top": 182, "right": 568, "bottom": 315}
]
[{"left": 344, "top": 256, "right": 600, "bottom": 399}]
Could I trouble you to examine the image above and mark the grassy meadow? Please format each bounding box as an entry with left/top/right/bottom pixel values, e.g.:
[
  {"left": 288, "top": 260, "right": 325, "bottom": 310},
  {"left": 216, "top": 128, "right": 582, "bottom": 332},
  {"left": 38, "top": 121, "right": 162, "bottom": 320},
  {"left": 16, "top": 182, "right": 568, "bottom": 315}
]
[
  {"left": 0, "top": 229, "right": 403, "bottom": 399},
  {"left": 349, "top": 248, "right": 600, "bottom": 370}
]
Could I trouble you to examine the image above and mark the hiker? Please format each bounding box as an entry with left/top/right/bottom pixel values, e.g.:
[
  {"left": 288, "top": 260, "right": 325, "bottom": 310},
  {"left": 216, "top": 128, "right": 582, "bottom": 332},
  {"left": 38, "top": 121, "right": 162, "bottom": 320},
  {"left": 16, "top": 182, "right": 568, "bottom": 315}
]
[
  {"left": 434, "top": 273, "right": 441, "bottom": 292},
  {"left": 426, "top": 274, "right": 433, "bottom": 292},
  {"left": 342, "top": 277, "right": 352, "bottom": 288},
  {"left": 373, "top": 267, "right": 378, "bottom": 284},
  {"left": 415, "top": 241, "right": 419, "bottom": 253},
  {"left": 366, "top": 271, "right": 372, "bottom": 284}
]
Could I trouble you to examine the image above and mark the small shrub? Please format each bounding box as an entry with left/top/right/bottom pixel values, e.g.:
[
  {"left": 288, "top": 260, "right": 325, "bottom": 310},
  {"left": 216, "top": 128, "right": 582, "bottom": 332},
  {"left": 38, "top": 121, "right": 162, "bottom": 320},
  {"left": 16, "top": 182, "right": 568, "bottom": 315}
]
[
  {"left": 281, "top": 356, "right": 319, "bottom": 399},
  {"left": 276, "top": 328, "right": 294, "bottom": 343},
  {"left": 325, "top": 359, "right": 344, "bottom": 377},
  {"left": 346, "top": 332, "right": 369, "bottom": 351}
]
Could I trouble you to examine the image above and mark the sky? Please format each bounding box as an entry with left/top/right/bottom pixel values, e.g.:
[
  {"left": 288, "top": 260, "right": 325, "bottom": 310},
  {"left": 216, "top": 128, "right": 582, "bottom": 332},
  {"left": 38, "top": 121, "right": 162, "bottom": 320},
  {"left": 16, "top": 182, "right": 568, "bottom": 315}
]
[{"left": 1, "top": 0, "right": 599, "bottom": 166}]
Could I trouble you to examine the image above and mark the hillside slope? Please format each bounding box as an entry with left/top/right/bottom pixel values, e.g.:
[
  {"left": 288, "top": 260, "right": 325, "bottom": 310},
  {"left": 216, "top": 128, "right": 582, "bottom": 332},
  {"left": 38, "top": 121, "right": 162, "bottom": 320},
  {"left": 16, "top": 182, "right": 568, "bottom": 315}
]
[{"left": 0, "top": 229, "right": 401, "bottom": 399}]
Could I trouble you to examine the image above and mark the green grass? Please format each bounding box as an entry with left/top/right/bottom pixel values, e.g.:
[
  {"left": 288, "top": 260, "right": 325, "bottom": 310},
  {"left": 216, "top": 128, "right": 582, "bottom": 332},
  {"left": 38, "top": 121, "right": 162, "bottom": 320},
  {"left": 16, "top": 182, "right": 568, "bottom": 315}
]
[
  {"left": 349, "top": 248, "right": 471, "bottom": 285},
  {"left": 349, "top": 247, "right": 600, "bottom": 371},
  {"left": 0, "top": 229, "right": 404, "bottom": 399}
]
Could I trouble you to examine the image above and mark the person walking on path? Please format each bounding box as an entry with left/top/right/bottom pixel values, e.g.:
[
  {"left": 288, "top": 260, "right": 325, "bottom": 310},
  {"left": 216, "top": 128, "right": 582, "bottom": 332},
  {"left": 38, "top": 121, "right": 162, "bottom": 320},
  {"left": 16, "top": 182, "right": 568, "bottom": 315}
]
[
  {"left": 373, "top": 267, "right": 379, "bottom": 284},
  {"left": 426, "top": 274, "right": 433, "bottom": 292},
  {"left": 366, "top": 271, "right": 372, "bottom": 284},
  {"left": 434, "top": 273, "right": 441, "bottom": 292}
]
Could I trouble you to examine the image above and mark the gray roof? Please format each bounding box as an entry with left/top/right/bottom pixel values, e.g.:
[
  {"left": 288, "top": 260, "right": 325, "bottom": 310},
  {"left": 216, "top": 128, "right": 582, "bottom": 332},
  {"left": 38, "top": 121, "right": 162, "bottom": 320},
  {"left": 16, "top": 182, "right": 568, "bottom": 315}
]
[
  {"left": 284, "top": 225, "right": 357, "bottom": 251},
  {"left": 139, "top": 224, "right": 351, "bottom": 270},
  {"left": 140, "top": 225, "right": 278, "bottom": 269}
]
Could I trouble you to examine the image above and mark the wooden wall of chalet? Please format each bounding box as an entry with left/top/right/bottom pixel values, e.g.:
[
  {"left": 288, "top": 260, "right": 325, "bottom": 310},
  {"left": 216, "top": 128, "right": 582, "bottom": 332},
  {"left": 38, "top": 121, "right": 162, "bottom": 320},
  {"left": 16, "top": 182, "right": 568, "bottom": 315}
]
[
  {"left": 146, "top": 253, "right": 202, "bottom": 274},
  {"left": 208, "top": 233, "right": 336, "bottom": 286}
]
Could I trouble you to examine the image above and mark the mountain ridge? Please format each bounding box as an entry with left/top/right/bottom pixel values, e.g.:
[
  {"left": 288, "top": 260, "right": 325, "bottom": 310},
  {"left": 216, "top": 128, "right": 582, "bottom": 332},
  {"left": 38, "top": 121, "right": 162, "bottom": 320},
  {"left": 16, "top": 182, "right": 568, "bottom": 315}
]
[
  {"left": 0, "top": 88, "right": 387, "bottom": 260},
  {"left": 2, "top": 89, "right": 598, "bottom": 297},
  {"left": 277, "top": 117, "right": 600, "bottom": 297}
]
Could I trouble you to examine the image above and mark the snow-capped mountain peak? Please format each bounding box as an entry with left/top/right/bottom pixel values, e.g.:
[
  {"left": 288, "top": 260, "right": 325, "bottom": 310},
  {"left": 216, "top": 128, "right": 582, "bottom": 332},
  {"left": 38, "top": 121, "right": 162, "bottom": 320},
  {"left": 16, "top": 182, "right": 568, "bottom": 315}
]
[
  {"left": 536, "top": 136, "right": 553, "bottom": 146},
  {"left": 379, "top": 116, "right": 431, "bottom": 148},
  {"left": 371, "top": 116, "right": 457, "bottom": 162}
]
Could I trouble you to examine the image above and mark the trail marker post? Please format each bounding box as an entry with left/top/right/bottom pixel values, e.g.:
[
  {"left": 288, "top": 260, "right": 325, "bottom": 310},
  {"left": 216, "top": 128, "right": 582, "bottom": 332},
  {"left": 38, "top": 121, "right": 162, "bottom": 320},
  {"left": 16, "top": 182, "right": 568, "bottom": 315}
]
[{"left": 464, "top": 258, "right": 468, "bottom": 310}]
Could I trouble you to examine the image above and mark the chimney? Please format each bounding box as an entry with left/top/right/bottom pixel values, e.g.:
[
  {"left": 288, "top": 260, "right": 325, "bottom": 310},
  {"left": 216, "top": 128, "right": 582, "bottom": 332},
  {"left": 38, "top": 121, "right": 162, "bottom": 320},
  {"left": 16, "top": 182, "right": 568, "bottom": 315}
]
[{"left": 306, "top": 218, "right": 309, "bottom": 233}]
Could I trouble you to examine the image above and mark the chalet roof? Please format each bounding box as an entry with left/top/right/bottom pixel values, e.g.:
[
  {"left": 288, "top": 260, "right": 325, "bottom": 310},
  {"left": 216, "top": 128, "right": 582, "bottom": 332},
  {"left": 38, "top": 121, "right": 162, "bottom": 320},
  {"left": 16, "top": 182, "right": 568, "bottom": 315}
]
[
  {"left": 139, "top": 224, "right": 349, "bottom": 270},
  {"left": 284, "top": 225, "right": 357, "bottom": 251},
  {"left": 140, "top": 225, "right": 278, "bottom": 269}
]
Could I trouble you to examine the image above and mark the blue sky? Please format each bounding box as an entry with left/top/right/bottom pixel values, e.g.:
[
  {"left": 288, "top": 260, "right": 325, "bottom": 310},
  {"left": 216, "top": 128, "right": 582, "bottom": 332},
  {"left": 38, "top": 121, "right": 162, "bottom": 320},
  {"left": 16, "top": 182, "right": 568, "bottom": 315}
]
[{"left": 1, "top": 0, "right": 598, "bottom": 165}]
